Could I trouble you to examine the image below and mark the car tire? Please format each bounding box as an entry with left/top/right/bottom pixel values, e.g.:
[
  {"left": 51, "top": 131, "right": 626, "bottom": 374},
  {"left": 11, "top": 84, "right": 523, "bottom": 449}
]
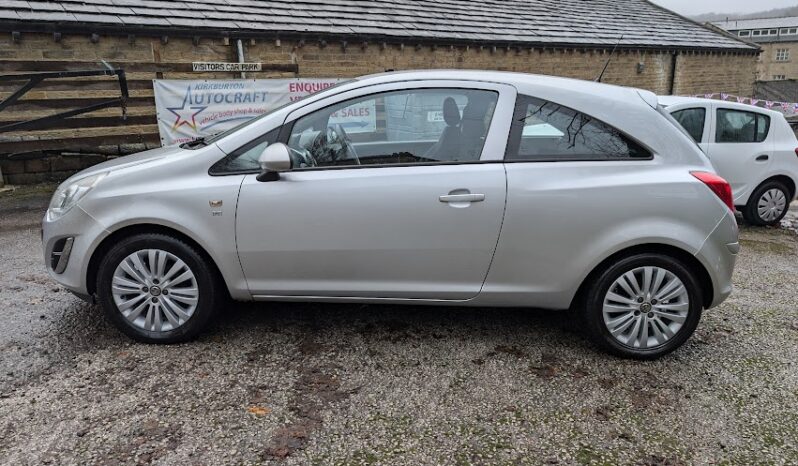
[
  {"left": 96, "top": 233, "right": 220, "bottom": 344},
  {"left": 742, "top": 180, "right": 791, "bottom": 226},
  {"left": 582, "top": 253, "right": 703, "bottom": 360}
]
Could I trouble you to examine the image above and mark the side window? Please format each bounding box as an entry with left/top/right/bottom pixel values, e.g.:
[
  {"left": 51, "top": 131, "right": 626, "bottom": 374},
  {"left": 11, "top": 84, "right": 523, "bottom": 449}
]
[
  {"left": 505, "top": 95, "right": 651, "bottom": 161},
  {"left": 209, "top": 128, "right": 280, "bottom": 175},
  {"left": 285, "top": 88, "right": 498, "bottom": 168},
  {"left": 715, "top": 109, "right": 770, "bottom": 143},
  {"left": 671, "top": 108, "right": 707, "bottom": 143}
]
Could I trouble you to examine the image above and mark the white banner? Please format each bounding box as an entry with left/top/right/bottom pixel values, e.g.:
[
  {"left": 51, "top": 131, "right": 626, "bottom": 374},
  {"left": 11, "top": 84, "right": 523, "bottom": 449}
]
[{"left": 153, "top": 79, "right": 376, "bottom": 146}]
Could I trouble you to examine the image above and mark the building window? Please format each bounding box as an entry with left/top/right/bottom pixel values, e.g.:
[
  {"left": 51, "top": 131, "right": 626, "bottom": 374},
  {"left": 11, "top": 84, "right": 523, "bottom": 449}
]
[
  {"left": 753, "top": 30, "right": 761, "bottom": 36},
  {"left": 771, "top": 29, "right": 779, "bottom": 35},
  {"left": 739, "top": 30, "right": 750, "bottom": 37},
  {"left": 791, "top": 28, "right": 798, "bottom": 34},
  {"left": 773, "top": 75, "right": 786, "bottom": 80},
  {"left": 776, "top": 49, "right": 790, "bottom": 62}
]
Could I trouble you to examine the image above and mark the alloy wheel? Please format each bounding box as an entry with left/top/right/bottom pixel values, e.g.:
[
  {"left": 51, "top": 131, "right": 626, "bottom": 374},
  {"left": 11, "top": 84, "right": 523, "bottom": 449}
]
[
  {"left": 111, "top": 249, "right": 199, "bottom": 333},
  {"left": 602, "top": 266, "right": 690, "bottom": 350}
]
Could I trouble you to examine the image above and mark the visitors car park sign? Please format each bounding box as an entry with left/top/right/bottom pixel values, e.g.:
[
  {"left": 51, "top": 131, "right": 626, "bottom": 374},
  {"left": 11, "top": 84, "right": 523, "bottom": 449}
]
[
  {"left": 153, "top": 79, "right": 376, "bottom": 146},
  {"left": 192, "top": 62, "right": 263, "bottom": 72}
]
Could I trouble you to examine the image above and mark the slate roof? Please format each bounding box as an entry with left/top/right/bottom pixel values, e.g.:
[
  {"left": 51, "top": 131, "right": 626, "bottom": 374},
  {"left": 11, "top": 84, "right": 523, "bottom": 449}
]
[
  {"left": 714, "top": 16, "right": 798, "bottom": 31},
  {"left": 0, "top": 0, "right": 756, "bottom": 51},
  {"left": 713, "top": 17, "right": 798, "bottom": 45}
]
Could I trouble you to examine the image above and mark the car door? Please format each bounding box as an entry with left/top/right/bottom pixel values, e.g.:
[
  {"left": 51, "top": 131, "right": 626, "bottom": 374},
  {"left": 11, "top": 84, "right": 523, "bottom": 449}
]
[
  {"left": 706, "top": 105, "right": 774, "bottom": 202},
  {"left": 235, "top": 81, "right": 516, "bottom": 300}
]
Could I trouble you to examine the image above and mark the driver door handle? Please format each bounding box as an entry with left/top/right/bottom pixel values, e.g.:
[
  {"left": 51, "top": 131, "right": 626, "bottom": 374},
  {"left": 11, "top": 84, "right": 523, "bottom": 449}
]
[
  {"left": 439, "top": 193, "right": 485, "bottom": 203},
  {"left": 756, "top": 154, "right": 769, "bottom": 162}
]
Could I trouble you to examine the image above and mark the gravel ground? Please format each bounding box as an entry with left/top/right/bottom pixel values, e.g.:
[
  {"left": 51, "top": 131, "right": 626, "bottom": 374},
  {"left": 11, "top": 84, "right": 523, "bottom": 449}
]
[{"left": 0, "top": 185, "right": 796, "bottom": 466}]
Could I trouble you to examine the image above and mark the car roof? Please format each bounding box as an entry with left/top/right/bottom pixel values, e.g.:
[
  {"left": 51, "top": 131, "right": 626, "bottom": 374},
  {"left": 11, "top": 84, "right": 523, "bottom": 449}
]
[
  {"left": 658, "top": 95, "right": 784, "bottom": 117},
  {"left": 346, "top": 69, "right": 658, "bottom": 108}
]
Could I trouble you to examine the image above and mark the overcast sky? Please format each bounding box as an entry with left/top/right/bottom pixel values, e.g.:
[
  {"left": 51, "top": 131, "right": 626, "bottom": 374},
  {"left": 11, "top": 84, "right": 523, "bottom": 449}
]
[{"left": 651, "top": 0, "right": 797, "bottom": 16}]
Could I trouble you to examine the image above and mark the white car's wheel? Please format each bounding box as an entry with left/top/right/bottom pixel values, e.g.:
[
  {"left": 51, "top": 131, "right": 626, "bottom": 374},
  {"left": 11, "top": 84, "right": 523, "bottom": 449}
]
[{"left": 743, "top": 181, "right": 791, "bottom": 227}]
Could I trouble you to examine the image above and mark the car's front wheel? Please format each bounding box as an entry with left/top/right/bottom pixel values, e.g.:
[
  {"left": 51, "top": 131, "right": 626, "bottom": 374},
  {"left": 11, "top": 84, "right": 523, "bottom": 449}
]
[
  {"left": 743, "top": 180, "right": 791, "bottom": 226},
  {"left": 96, "top": 233, "right": 220, "bottom": 343},
  {"left": 582, "top": 253, "right": 703, "bottom": 359}
]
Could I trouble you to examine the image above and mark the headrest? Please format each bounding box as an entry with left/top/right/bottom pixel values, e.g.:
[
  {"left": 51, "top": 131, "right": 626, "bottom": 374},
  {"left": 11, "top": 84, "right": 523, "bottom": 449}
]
[
  {"left": 443, "top": 97, "right": 461, "bottom": 126},
  {"left": 463, "top": 102, "right": 485, "bottom": 120},
  {"left": 462, "top": 95, "right": 489, "bottom": 120}
]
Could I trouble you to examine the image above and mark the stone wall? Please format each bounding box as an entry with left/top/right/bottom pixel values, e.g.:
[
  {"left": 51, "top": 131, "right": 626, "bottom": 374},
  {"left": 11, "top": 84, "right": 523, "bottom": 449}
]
[{"left": 0, "top": 31, "right": 759, "bottom": 185}]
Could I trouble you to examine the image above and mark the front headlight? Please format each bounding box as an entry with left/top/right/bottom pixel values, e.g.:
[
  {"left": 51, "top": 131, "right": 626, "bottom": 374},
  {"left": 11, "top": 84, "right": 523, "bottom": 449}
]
[{"left": 46, "top": 172, "right": 108, "bottom": 221}]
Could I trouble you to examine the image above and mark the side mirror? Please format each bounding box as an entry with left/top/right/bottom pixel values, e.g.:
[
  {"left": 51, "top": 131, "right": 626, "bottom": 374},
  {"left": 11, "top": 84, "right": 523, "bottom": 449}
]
[{"left": 256, "top": 143, "right": 291, "bottom": 182}]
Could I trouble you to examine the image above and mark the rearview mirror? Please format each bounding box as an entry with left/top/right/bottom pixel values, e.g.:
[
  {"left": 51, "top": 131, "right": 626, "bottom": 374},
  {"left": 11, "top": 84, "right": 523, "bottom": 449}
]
[{"left": 256, "top": 143, "right": 291, "bottom": 182}]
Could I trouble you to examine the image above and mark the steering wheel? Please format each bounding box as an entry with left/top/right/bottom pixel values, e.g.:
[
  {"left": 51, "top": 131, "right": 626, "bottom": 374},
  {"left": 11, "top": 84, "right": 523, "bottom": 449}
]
[
  {"left": 288, "top": 145, "right": 317, "bottom": 168},
  {"left": 329, "top": 123, "right": 361, "bottom": 165}
]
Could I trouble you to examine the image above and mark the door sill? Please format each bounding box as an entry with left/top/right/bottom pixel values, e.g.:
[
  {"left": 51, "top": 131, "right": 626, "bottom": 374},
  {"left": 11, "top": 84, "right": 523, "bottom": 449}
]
[{"left": 251, "top": 294, "right": 475, "bottom": 304}]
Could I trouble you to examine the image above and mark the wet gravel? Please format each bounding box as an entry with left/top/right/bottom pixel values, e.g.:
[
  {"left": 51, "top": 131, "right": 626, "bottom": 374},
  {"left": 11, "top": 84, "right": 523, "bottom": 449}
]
[{"left": 0, "top": 185, "right": 796, "bottom": 466}]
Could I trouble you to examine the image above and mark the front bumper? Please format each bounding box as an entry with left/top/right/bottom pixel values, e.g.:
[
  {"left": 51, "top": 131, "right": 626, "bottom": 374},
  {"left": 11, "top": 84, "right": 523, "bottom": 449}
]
[
  {"left": 696, "top": 211, "right": 739, "bottom": 309},
  {"left": 42, "top": 206, "right": 109, "bottom": 296}
]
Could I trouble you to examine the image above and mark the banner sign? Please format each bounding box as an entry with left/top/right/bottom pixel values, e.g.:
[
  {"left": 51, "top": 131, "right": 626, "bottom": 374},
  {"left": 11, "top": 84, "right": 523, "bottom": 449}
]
[
  {"left": 192, "top": 62, "right": 262, "bottom": 72},
  {"left": 153, "top": 79, "right": 376, "bottom": 146},
  {"left": 687, "top": 93, "right": 798, "bottom": 117}
]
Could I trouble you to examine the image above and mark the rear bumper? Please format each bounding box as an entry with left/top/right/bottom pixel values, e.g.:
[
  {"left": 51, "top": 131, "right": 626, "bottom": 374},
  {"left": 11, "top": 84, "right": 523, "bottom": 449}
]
[{"left": 696, "top": 212, "right": 739, "bottom": 309}]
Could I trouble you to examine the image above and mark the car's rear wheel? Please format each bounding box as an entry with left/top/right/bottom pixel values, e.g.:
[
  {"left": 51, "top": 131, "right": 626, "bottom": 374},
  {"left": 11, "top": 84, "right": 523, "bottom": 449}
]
[
  {"left": 743, "top": 180, "right": 790, "bottom": 226},
  {"left": 96, "top": 233, "right": 220, "bottom": 343},
  {"left": 583, "top": 253, "right": 703, "bottom": 359}
]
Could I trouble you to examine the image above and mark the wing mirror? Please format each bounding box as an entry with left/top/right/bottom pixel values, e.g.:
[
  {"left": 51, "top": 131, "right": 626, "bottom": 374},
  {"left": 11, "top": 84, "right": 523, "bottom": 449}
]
[{"left": 256, "top": 142, "right": 292, "bottom": 182}]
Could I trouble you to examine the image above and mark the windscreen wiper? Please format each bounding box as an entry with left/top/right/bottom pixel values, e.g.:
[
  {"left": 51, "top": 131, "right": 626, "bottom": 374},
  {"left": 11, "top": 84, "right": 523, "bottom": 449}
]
[{"left": 180, "top": 136, "right": 208, "bottom": 149}]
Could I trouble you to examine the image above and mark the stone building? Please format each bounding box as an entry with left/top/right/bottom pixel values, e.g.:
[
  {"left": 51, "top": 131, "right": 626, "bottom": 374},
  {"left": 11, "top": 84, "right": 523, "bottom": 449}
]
[
  {"left": 714, "top": 17, "right": 798, "bottom": 82},
  {"left": 0, "top": 0, "right": 759, "bottom": 184}
]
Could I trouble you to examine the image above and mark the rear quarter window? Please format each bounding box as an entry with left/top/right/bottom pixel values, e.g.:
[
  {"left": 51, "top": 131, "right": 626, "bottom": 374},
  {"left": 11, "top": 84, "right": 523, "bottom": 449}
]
[{"left": 505, "top": 95, "right": 651, "bottom": 161}]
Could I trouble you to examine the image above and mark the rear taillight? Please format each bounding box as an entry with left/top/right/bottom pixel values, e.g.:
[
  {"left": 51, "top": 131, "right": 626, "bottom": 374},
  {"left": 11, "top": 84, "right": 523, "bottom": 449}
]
[
  {"left": 692, "top": 171, "right": 734, "bottom": 212},
  {"left": 794, "top": 147, "right": 798, "bottom": 158}
]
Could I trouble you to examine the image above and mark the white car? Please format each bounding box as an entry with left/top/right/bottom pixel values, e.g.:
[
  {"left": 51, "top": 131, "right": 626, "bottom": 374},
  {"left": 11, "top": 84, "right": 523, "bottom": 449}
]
[{"left": 660, "top": 96, "right": 798, "bottom": 226}]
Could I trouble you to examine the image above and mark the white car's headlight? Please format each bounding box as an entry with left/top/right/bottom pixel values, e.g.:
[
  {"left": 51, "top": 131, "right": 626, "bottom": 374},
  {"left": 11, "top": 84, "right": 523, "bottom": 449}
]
[{"left": 46, "top": 172, "right": 108, "bottom": 221}]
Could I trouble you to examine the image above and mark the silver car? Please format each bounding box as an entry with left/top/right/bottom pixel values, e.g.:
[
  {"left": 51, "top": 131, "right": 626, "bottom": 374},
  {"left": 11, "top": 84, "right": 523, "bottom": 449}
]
[{"left": 42, "top": 71, "right": 739, "bottom": 359}]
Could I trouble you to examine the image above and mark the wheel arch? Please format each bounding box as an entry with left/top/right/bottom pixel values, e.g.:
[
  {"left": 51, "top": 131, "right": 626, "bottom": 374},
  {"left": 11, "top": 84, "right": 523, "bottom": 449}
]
[
  {"left": 762, "top": 174, "right": 796, "bottom": 200},
  {"left": 740, "top": 175, "right": 797, "bottom": 207},
  {"left": 86, "top": 223, "right": 231, "bottom": 299},
  {"left": 569, "top": 243, "right": 714, "bottom": 311}
]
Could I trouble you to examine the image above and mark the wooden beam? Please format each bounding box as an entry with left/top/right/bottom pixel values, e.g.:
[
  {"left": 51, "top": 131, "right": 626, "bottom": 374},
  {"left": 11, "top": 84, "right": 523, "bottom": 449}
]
[{"left": 0, "top": 61, "right": 299, "bottom": 74}]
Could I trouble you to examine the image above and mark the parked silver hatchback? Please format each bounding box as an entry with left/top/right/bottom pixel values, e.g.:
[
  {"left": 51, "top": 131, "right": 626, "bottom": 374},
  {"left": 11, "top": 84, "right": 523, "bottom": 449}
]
[{"left": 42, "top": 71, "right": 739, "bottom": 359}]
